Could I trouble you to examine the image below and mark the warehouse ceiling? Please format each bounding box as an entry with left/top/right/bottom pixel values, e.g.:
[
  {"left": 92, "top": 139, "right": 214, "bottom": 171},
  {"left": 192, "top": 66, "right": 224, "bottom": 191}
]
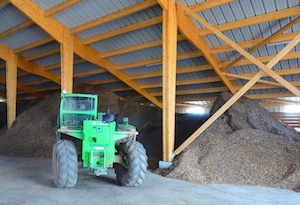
[{"left": 0, "top": 0, "right": 300, "bottom": 111}]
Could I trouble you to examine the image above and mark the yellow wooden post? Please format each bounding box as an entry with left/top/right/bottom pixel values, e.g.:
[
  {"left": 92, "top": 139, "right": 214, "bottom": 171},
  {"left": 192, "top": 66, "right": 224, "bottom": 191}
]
[
  {"left": 6, "top": 49, "right": 17, "bottom": 129},
  {"left": 60, "top": 27, "right": 74, "bottom": 94},
  {"left": 162, "top": 0, "right": 177, "bottom": 162}
]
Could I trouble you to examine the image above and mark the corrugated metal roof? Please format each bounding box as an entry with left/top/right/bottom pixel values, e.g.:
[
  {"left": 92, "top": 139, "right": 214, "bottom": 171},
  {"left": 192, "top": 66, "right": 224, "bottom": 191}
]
[
  {"left": 0, "top": 4, "right": 29, "bottom": 33},
  {"left": 0, "top": 0, "right": 299, "bottom": 107},
  {"left": 0, "top": 25, "right": 50, "bottom": 50},
  {"left": 19, "top": 41, "right": 59, "bottom": 57},
  {"left": 52, "top": 0, "right": 146, "bottom": 29},
  {"left": 89, "top": 24, "right": 162, "bottom": 53},
  {"left": 17, "top": 74, "right": 45, "bottom": 83},
  {"left": 31, "top": 0, "right": 66, "bottom": 11}
]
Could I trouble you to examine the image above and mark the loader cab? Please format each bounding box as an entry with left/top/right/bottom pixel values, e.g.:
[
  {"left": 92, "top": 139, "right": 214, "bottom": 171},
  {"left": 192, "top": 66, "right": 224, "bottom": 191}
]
[{"left": 58, "top": 93, "right": 98, "bottom": 128}]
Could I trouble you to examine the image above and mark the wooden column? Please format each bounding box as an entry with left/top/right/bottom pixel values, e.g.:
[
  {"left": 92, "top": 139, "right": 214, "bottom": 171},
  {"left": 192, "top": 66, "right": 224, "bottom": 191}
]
[
  {"left": 6, "top": 49, "right": 17, "bottom": 129},
  {"left": 60, "top": 27, "right": 74, "bottom": 93},
  {"left": 162, "top": 0, "right": 177, "bottom": 162}
]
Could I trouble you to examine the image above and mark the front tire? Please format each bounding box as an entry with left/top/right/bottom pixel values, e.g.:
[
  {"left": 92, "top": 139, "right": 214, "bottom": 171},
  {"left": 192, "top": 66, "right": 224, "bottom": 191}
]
[
  {"left": 52, "top": 140, "right": 78, "bottom": 188},
  {"left": 114, "top": 141, "right": 148, "bottom": 187}
]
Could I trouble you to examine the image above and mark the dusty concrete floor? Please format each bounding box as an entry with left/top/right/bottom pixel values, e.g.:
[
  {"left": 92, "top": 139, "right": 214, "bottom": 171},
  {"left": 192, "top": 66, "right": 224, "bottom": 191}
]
[{"left": 1, "top": 155, "right": 300, "bottom": 205}]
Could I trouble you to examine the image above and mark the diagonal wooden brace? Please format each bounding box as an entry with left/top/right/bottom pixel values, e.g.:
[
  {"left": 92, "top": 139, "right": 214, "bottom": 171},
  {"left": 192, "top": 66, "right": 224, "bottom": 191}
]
[
  {"left": 178, "top": 1, "right": 300, "bottom": 98},
  {"left": 174, "top": 2, "right": 300, "bottom": 155}
]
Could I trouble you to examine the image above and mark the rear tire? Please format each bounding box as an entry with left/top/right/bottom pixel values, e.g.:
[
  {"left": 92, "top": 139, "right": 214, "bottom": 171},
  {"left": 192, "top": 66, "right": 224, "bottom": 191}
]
[
  {"left": 52, "top": 140, "right": 78, "bottom": 188},
  {"left": 114, "top": 141, "right": 148, "bottom": 187}
]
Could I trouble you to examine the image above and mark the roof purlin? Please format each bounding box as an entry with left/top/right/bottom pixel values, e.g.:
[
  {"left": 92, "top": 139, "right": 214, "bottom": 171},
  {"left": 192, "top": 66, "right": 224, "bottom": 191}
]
[{"left": 9, "top": 0, "right": 163, "bottom": 108}]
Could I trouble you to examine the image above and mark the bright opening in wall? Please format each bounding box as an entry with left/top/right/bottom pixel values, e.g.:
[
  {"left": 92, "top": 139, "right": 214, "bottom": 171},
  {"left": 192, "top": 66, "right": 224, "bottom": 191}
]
[
  {"left": 187, "top": 107, "right": 205, "bottom": 114},
  {"left": 284, "top": 105, "right": 300, "bottom": 113}
]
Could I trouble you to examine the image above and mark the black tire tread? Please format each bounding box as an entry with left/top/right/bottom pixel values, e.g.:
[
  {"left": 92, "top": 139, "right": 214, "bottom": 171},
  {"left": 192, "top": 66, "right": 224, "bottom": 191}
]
[
  {"left": 115, "top": 141, "right": 148, "bottom": 187},
  {"left": 52, "top": 140, "right": 78, "bottom": 188}
]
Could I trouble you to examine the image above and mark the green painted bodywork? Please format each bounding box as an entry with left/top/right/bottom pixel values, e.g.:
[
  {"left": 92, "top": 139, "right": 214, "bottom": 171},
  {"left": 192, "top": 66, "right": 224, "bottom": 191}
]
[{"left": 57, "top": 93, "right": 137, "bottom": 175}]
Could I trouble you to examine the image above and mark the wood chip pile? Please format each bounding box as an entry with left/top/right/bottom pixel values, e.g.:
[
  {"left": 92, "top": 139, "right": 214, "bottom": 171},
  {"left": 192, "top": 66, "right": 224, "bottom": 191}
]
[
  {"left": 156, "top": 92, "right": 300, "bottom": 191},
  {"left": 0, "top": 84, "right": 162, "bottom": 160}
]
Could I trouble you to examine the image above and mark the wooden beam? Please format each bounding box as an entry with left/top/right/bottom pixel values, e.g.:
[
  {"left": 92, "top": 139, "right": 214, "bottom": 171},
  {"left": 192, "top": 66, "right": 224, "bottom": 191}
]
[
  {"left": 176, "top": 2, "right": 236, "bottom": 94},
  {"left": 235, "top": 81, "right": 300, "bottom": 91},
  {"left": 182, "top": 2, "right": 300, "bottom": 98},
  {"left": 226, "top": 68, "right": 300, "bottom": 82},
  {"left": 199, "top": 6, "right": 300, "bottom": 36},
  {"left": 0, "top": 73, "right": 45, "bottom": 98},
  {"left": 259, "top": 102, "right": 292, "bottom": 107},
  {"left": 34, "top": 86, "right": 60, "bottom": 92},
  {"left": 190, "top": 0, "right": 237, "bottom": 12},
  {"left": 156, "top": 0, "right": 168, "bottom": 10},
  {"left": 262, "top": 98, "right": 300, "bottom": 105},
  {"left": 0, "top": 43, "right": 60, "bottom": 85},
  {"left": 221, "top": 51, "right": 300, "bottom": 67},
  {"left": 115, "top": 50, "right": 202, "bottom": 70},
  {"left": 222, "top": 72, "right": 282, "bottom": 87},
  {"left": 141, "top": 76, "right": 221, "bottom": 88},
  {"left": 127, "top": 64, "right": 213, "bottom": 80},
  {"left": 100, "top": 35, "right": 185, "bottom": 58},
  {"left": 212, "top": 32, "right": 300, "bottom": 54},
  {"left": 6, "top": 50, "right": 17, "bottom": 129},
  {"left": 83, "top": 16, "right": 162, "bottom": 45},
  {"left": 0, "top": 0, "right": 9, "bottom": 8},
  {"left": 44, "top": 58, "right": 86, "bottom": 71},
  {"left": 0, "top": 20, "right": 34, "bottom": 39},
  {"left": 0, "top": 64, "right": 6, "bottom": 69},
  {"left": 14, "top": 36, "right": 55, "bottom": 53},
  {"left": 109, "top": 86, "right": 132, "bottom": 92},
  {"left": 44, "top": 0, "right": 83, "bottom": 17},
  {"left": 60, "top": 27, "right": 74, "bottom": 93},
  {"left": 162, "top": 0, "right": 177, "bottom": 162},
  {"left": 174, "top": 2, "right": 300, "bottom": 156},
  {"left": 20, "top": 78, "right": 49, "bottom": 86},
  {"left": 74, "top": 68, "right": 107, "bottom": 77},
  {"left": 12, "top": 0, "right": 162, "bottom": 108},
  {"left": 221, "top": 16, "right": 300, "bottom": 71},
  {"left": 75, "top": 78, "right": 119, "bottom": 85},
  {"left": 25, "top": 48, "right": 60, "bottom": 61},
  {"left": 151, "top": 87, "right": 228, "bottom": 96},
  {"left": 70, "top": 0, "right": 158, "bottom": 34}
]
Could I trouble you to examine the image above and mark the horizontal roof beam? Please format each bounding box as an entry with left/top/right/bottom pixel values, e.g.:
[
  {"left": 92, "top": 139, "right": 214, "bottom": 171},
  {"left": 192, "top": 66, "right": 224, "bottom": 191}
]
[{"left": 70, "top": 0, "right": 158, "bottom": 34}]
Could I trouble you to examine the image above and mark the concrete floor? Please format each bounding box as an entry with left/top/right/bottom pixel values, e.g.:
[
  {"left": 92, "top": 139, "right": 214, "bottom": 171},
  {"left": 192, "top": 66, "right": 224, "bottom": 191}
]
[{"left": 1, "top": 155, "right": 300, "bottom": 205}]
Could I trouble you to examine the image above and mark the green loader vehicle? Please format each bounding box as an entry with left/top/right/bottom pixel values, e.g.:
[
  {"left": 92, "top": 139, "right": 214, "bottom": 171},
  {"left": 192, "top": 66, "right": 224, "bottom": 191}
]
[{"left": 52, "top": 92, "right": 148, "bottom": 188}]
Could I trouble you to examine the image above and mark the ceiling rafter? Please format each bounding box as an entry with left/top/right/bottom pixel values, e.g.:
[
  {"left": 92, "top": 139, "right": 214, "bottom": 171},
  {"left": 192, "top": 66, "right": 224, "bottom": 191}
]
[
  {"left": 151, "top": 87, "right": 228, "bottom": 96},
  {"left": 0, "top": 73, "right": 45, "bottom": 97},
  {"left": 221, "top": 51, "right": 300, "bottom": 67},
  {"left": 13, "top": 36, "right": 55, "bottom": 53},
  {"left": 43, "top": 58, "right": 86, "bottom": 71},
  {"left": 70, "top": 0, "right": 158, "bottom": 34},
  {"left": 9, "top": 0, "right": 163, "bottom": 108},
  {"left": 221, "top": 16, "right": 300, "bottom": 72},
  {"left": 44, "top": 0, "right": 83, "bottom": 17},
  {"left": 83, "top": 16, "right": 162, "bottom": 45},
  {"left": 226, "top": 68, "right": 300, "bottom": 80},
  {"left": 181, "top": 1, "right": 300, "bottom": 97},
  {"left": 25, "top": 48, "right": 60, "bottom": 61},
  {"left": 0, "top": 19, "right": 34, "bottom": 39},
  {"left": 0, "top": 43, "right": 60, "bottom": 85},
  {"left": 0, "top": 0, "right": 9, "bottom": 8},
  {"left": 20, "top": 67, "right": 107, "bottom": 86},
  {"left": 211, "top": 32, "right": 300, "bottom": 54},
  {"left": 128, "top": 64, "right": 213, "bottom": 80},
  {"left": 199, "top": 6, "right": 300, "bottom": 36},
  {"left": 189, "top": 0, "right": 237, "bottom": 12},
  {"left": 176, "top": 2, "right": 236, "bottom": 94},
  {"left": 115, "top": 50, "right": 202, "bottom": 70},
  {"left": 100, "top": 35, "right": 185, "bottom": 58},
  {"left": 141, "top": 76, "right": 221, "bottom": 89}
]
